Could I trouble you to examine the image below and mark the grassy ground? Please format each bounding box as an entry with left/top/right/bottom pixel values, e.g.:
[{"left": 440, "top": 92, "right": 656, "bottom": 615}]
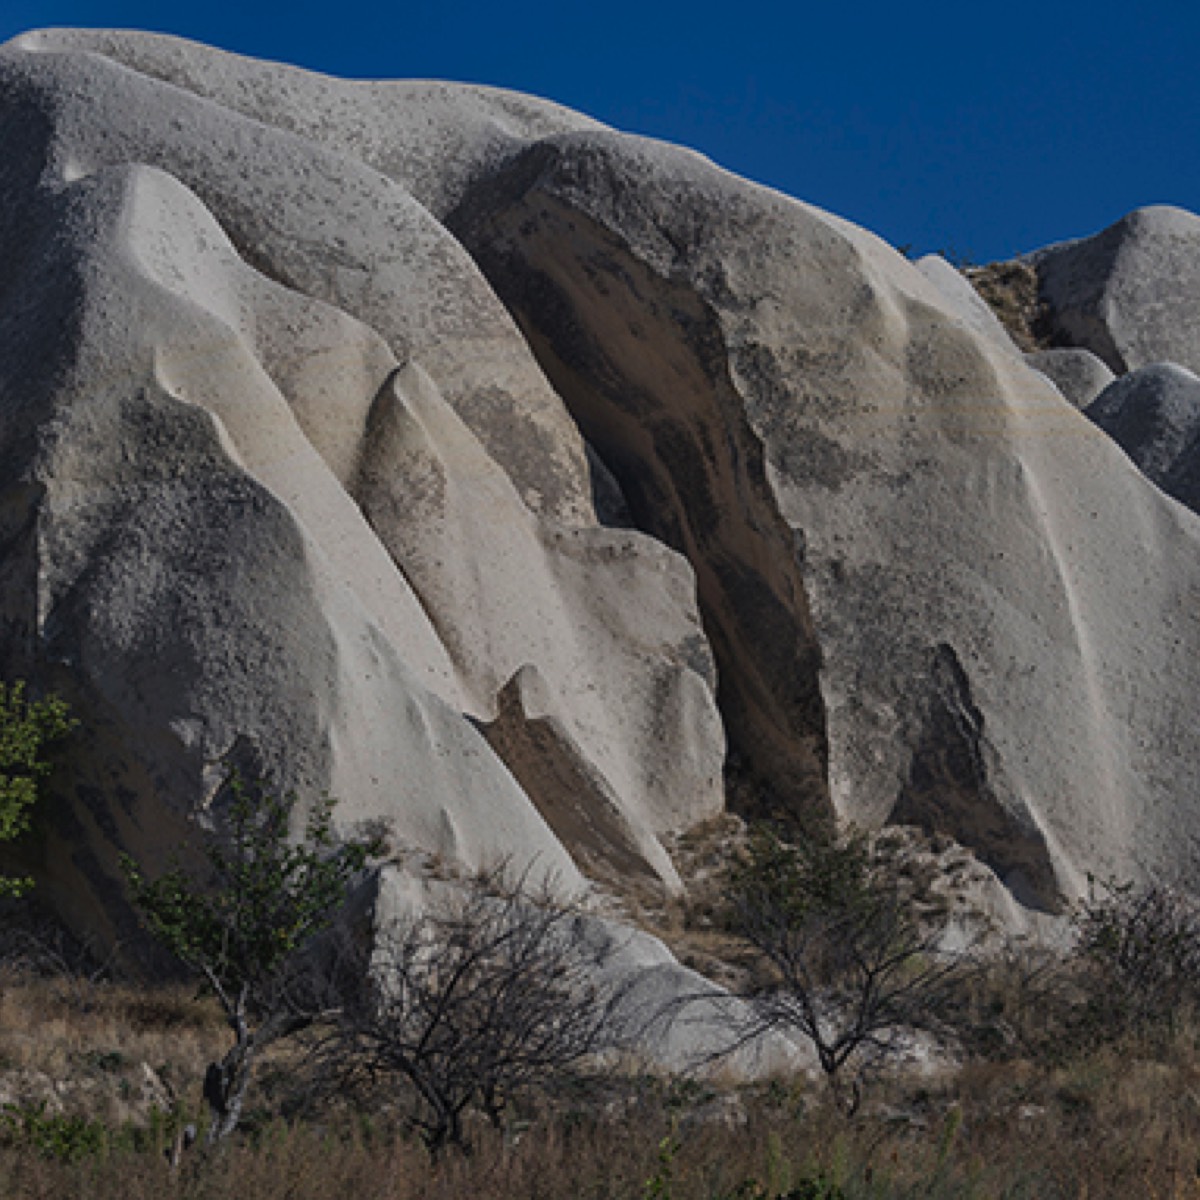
[{"left": 5, "top": 969, "right": 1200, "bottom": 1199}]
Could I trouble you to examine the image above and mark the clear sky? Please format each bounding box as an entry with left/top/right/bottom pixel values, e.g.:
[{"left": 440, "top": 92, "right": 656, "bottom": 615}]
[{"left": 1, "top": 0, "right": 1196, "bottom": 264}]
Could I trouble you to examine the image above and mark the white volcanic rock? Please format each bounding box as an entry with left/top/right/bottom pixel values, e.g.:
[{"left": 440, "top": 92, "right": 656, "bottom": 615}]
[
  {"left": 1026, "top": 348, "right": 1116, "bottom": 409},
  {"left": 0, "top": 32, "right": 724, "bottom": 945},
  {"left": 1, "top": 33, "right": 595, "bottom": 527},
  {"left": 1028, "top": 206, "right": 1200, "bottom": 376},
  {"left": 916, "top": 255, "right": 1017, "bottom": 353},
  {"left": 9, "top": 27, "right": 604, "bottom": 220},
  {"left": 449, "top": 131, "right": 1200, "bottom": 909},
  {"left": 372, "top": 869, "right": 812, "bottom": 1079},
  {"left": 1086, "top": 363, "right": 1200, "bottom": 512},
  {"left": 3, "top": 26, "right": 1200, "bottom": 956}
]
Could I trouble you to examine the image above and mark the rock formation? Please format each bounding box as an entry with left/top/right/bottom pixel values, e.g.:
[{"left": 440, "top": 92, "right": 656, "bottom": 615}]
[
  {"left": 1086, "top": 364, "right": 1200, "bottom": 513},
  {"left": 1028, "top": 206, "right": 1200, "bottom": 377},
  {"left": 1, "top": 29, "right": 1200, "bottom": 965},
  {"left": 1026, "top": 349, "right": 1115, "bottom": 409}
]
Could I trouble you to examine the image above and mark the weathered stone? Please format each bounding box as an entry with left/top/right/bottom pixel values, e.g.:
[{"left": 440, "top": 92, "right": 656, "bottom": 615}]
[
  {"left": 3, "top": 28, "right": 1200, "bottom": 960},
  {"left": 1086, "top": 362, "right": 1200, "bottom": 512},
  {"left": 1029, "top": 206, "right": 1200, "bottom": 375},
  {"left": 1026, "top": 348, "right": 1116, "bottom": 409},
  {"left": 0, "top": 33, "right": 722, "bottom": 949},
  {"left": 916, "top": 255, "right": 1017, "bottom": 353},
  {"left": 449, "top": 131, "right": 1200, "bottom": 909}
]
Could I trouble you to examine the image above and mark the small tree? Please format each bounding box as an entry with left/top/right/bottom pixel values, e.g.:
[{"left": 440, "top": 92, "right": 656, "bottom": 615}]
[
  {"left": 724, "top": 825, "right": 962, "bottom": 1113},
  {"left": 121, "top": 772, "right": 379, "bottom": 1144},
  {"left": 318, "top": 866, "right": 632, "bottom": 1154},
  {"left": 0, "top": 681, "right": 75, "bottom": 898}
]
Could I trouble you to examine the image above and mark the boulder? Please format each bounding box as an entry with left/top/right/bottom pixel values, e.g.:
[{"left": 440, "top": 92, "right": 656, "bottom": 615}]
[
  {"left": 1086, "top": 363, "right": 1200, "bottom": 512},
  {"left": 1026, "top": 348, "right": 1116, "bottom": 409},
  {"left": 1028, "top": 206, "right": 1200, "bottom": 376}
]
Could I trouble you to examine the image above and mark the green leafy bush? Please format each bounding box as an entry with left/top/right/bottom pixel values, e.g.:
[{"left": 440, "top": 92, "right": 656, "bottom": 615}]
[
  {"left": 0, "top": 680, "right": 75, "bottom": 897},
  {"left": 1, "top": 1101, "right": 106, "bottom": 1162},
  {"left": 121, "top": 772, "right": 380, "bottom": 1144}
]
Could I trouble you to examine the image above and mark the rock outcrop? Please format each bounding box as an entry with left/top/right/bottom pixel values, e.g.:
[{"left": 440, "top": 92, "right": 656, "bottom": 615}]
[
  {"left": 447, "top": 132, "right": 1200, "bottom": 909},
  {"left": 0, "top": 30, "right": 722, "bottom": 945},
  {"left": 1086, "top": 364, "right": 1200, "bottom": 513},
  {"left": 916, "top": 255, "right": 1018, "bottom": 354},
  {"left": 1028, "top": 206, "right": 1200, "bottom": 377},
  {"left": 1026, "top": 348, "right": 1116, "bottom": 409},
  {"left": 1, "top": 28, "right": 1200, "bottom": 960}
]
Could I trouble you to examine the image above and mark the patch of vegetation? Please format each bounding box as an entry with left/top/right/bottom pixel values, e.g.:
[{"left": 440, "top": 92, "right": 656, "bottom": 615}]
[
  {"left": 0, "top": 681, "right": 75, "bottom": 898},
  {"left": 722, "top": 824, "right": 965, "bottom": 1113},
  {"left": 963, "top": 260, "right": 1054, "bottom": 352},
  {"left": 121, "top": 773, "right": 380, "bottom": 1144}
]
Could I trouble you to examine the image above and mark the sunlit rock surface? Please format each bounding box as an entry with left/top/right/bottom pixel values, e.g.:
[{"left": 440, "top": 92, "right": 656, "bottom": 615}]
[{"left": 2, "top": 30, "right": 1200, "bottom": 966}]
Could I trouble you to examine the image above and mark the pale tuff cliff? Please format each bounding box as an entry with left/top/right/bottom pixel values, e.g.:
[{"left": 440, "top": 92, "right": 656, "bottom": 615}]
[{"left": 1, "top": 29, "right": 1199, "bottom": 955}]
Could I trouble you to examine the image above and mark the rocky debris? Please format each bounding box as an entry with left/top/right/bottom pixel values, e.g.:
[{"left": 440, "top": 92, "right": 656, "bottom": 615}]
[
  {"left": 1027, "top": 206, "right": 1200, "bottom": 376},
  {"left": 1026, "top": 348, "right": 1116, "bottom": 409},
  {"left": 1085, "top": 363, "right": 1200, "bottom": 513}
]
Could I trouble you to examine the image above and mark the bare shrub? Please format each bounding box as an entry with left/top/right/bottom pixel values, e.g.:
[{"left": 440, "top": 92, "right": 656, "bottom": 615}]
[
  {"left": 1072, "top": 875, "right": 1200, "bottom": 1040},
  {"left": 722, "top": 825, "right": 965, "bottom": 1113},
  {"left": 312, "top": 866, "right": 635, "bottom": 1153},
  {"left": 943, "top": 939, "right": 1082, "bottom": 1062}
]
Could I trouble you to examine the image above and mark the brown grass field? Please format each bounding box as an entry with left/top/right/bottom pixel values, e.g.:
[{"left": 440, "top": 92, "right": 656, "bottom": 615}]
[{"left": 4, "top": 965, "right": 1200, "bottom": 1200}]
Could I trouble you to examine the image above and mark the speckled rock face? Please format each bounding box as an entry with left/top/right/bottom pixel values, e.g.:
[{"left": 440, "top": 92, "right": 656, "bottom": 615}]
[
  {"left": 2, "top": 28, "right": 1200, "bottom": 954},
  {"left": 448, "top": 134, "right": 1200, "bottom": 911},
  {"left": 1086, "top": 364, "right": 1200, "bottom": 512},
  {"left": 0, "top": 30, "right": 724, "bottom": 945},
  {"left": 1026, "top": 348, "right": 1116, "bottom": 410},
  {"left": 1029, "top": 206, "right": 1200, "bottom": 377}
]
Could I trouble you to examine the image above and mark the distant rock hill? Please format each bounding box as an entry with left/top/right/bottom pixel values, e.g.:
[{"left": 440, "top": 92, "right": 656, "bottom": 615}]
[{"left": 2, "top": 30, "right": 1200, "bottom": 965}]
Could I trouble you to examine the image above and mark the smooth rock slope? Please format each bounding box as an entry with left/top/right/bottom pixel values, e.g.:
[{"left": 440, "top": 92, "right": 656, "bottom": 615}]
[
  {"left": 1, "top": 29, "right": 1199, "bottom": 953},
  {"left": 1086, "top": 364, "right": 1200, "bottom": 514}
]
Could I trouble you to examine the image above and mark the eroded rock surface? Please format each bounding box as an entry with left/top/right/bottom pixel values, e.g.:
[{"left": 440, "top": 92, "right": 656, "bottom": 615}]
[
  {"left": 448, "top": 133, "right": 1200, "bottom": 908},
  {"left": 1028, "top": 206, "right": 1200, "bottom": 376},
  {"left": 1, "top": 29, "right": 1200, "bottom": 956},
  {"left": 1086, "top": 363, "right": 1200, "bottom": 512},
  {"left": 1026, "top": 348, "right": 1116, "bottom": 409},
  {"left": 0, "top": 31, "right": 722, "bottom": 945}
]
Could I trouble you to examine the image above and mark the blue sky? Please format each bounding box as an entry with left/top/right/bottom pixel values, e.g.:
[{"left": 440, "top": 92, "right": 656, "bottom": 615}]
[{"left": 2, "top": 1, "right": 1196, "bottom": 263}]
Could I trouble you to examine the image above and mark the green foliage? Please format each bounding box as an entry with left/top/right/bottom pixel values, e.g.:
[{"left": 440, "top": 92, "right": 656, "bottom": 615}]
[
  {"left": 1, "top": 1101, "right": 106, "bottom": 1163},
  {"left": 121, "top": 771, "right": 380, "bottom": 1144},
  {"left": 731, "top": 825, "right": 878, "bottom": 948},
  {"left": 121, "top": 772, "right": 377, "bottom": 1021},
  {"left": 0, "top": 681, "right": 75, "bottom": 897},
  {"left": 643, "top": 1119, "right": 681, "bottom": 1200}
]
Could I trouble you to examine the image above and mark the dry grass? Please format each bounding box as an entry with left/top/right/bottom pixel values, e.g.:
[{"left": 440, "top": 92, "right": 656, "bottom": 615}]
[
  {"left": 0, "top": 970, "right": 225, "bottom": 1118},
  {"left": 963, "top": 260, "right": 1053, "bottom": 353},
  {"left": 7, "top": 1054, "right": 1200, "bottom": 1199},
  {"left": 5, "top": 957, "right": 1200, "bottom": 1199}
]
